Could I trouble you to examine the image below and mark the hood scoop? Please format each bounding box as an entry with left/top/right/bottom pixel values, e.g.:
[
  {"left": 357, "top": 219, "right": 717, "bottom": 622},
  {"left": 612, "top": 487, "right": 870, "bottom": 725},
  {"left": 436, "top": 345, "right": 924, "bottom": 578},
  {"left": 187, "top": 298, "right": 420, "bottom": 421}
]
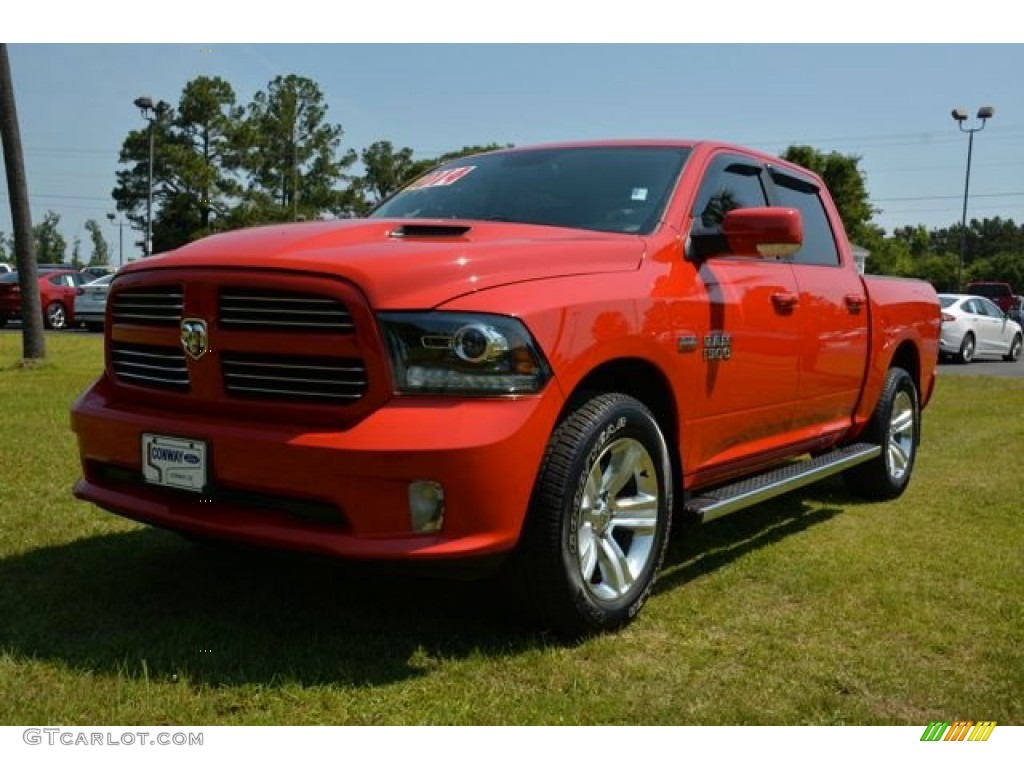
[{"left": 388, "top": 223, "right": 472, "bottom": 239}]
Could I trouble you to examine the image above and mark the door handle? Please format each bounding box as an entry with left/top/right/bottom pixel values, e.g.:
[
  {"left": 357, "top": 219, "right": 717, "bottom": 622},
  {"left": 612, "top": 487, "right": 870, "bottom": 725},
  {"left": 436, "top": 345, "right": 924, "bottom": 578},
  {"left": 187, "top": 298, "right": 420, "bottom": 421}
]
[
  {"left": 771, "top": 291, "right": 799, "bottom": 311},
  {"left": 844, "top": 293, "right": 866, "bottom": 312}
]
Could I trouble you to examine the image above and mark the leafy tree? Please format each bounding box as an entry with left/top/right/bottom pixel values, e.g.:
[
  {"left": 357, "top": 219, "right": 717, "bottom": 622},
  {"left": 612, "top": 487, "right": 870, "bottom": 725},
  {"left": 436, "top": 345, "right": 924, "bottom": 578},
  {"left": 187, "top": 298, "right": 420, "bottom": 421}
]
[
  {"left": 0, "top": 229, "right": 10, "bottom": 262},
  {"left": 352, "top": 140, "right": 420, "bottom": 213},
  {"left": 84, "top": 218, "right": 110, "bottom": 266},
  {"left": 113, "top": 76, "right": 246, "bottom": 253},
  {"left": 239, "top": 74, "right": 356, "bottom": 222},
  {"left": 346, "top": 141, "right": 511, "bottom": 216},
  {"left": 70, "top": 236, "right": 83, "bottom": 270},
  {"left": 967, "top": 251, "right": 1024, "bottom": 289},
  {"left": 781, "top": 145, "right": 875, "bottom": 243},
  {"left": 112, "top": 105, "right": 174, "bottom": 254},
  {"left": 33, "top": 211, "right": 66, "bottom": 263}
]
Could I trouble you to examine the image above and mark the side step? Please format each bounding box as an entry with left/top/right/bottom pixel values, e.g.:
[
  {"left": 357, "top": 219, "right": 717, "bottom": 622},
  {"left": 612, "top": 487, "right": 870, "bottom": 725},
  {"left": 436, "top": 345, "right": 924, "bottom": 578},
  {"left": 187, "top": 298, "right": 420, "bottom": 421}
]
[{"left": 684, "top": 442, "right": 881, "bottom": 524}]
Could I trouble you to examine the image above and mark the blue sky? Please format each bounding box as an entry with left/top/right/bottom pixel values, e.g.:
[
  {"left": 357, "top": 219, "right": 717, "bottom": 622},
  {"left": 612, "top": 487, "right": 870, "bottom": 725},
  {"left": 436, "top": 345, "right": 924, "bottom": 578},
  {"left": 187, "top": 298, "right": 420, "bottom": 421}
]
[{"left": 2, "top": 40, "right": 1022, "bottom": 262}]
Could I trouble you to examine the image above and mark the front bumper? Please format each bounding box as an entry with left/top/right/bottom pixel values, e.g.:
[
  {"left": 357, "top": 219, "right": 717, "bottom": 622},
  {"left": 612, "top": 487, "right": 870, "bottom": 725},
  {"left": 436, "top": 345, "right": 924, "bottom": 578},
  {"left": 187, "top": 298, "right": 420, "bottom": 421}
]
[{"left": 72, "top": 376, "right": 564, "bottom": 562}]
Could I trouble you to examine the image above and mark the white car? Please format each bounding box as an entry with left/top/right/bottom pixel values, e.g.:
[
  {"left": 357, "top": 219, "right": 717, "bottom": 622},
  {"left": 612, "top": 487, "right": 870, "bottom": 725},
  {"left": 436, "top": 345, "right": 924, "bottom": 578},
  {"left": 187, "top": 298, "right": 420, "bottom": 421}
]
[
  {"left": 0, "top": 263, "right": 12, "bottom": 273},
  {"left": 73, "top": 274, "right": 114, "bottom": 331},
  {"left": 938, "top": 293, "right": 1023, "bottom": 363}
]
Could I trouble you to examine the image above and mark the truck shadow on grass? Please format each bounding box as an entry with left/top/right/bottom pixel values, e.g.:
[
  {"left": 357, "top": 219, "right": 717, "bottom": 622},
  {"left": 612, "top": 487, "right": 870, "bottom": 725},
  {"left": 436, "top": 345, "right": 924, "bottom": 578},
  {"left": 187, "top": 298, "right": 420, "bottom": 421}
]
[
  {"left": 659, "top": 484, "right": 849, "bottom": 594},
  {"left": 0, "top": 482, "right": 862, "bottom": 688}
]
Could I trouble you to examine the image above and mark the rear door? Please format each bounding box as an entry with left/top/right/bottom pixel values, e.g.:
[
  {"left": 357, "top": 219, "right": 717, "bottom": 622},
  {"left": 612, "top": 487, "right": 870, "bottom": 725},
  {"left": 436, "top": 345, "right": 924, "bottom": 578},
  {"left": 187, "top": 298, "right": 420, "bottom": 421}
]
[{"left": 766, "top": 168, "right": 869, "bottom": 438}]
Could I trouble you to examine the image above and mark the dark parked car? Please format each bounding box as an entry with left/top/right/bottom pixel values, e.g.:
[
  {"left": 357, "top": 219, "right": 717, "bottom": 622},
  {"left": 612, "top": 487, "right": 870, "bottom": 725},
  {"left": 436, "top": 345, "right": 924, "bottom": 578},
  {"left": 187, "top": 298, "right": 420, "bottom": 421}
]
[
  {"left": 0, "top": 269, "right": 89, "bottom": 329},
  {"left": 966, "top": 281, "right": 1016, "bottom": 314}
]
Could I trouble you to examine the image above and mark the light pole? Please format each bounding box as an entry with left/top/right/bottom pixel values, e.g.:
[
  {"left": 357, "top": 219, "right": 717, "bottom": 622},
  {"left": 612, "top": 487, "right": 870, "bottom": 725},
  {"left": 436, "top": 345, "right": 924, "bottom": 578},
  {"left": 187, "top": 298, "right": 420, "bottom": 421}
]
[
  {"left": 133, "top": 96, "right": 170, "bottom": 257},
  {"left": 951, "top": 105, "right": 994, "bottom": 290},
  {"left": 106, "top": 212, "right": 124, "bottom": 268}
]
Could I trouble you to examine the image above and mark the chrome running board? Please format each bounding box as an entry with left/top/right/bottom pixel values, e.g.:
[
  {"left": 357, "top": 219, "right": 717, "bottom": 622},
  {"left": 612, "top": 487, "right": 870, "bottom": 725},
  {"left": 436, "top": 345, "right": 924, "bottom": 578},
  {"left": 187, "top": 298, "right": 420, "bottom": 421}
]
[{"left": 684, "top": 443, "right": 882, "bottom": 524}]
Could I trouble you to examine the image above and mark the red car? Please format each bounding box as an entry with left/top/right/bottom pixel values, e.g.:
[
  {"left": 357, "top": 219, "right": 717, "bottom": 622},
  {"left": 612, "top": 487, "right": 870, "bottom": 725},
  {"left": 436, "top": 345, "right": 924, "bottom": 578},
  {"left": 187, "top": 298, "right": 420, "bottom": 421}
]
[{"left": 0, "top": 269, "right": 87, "bottom": 329}]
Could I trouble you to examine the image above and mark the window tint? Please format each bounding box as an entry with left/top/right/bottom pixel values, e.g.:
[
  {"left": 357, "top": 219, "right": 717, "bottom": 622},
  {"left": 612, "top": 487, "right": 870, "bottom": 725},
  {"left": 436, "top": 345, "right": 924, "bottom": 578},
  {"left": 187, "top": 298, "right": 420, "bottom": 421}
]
[
  {"left": 688, "top": 157, "right": 769, "bottom": 259},
  {"left": 770, "top": 172, "right": 840, "bottom": 266},
  {"left": 692, "top": 160, "right": 767, "bottom": 228}
]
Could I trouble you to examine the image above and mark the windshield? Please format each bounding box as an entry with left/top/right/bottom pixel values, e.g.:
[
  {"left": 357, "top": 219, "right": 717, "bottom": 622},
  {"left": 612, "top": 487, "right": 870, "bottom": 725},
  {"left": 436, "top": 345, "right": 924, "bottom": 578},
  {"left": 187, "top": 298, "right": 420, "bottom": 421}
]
[{"left": 370, "top": 146, "right": 691, "bottom": 235}]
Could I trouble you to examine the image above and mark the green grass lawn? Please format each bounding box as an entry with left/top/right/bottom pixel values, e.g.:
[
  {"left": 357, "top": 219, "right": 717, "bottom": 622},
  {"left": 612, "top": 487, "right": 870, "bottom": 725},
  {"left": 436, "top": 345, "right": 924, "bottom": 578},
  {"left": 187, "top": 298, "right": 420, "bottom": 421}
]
[{"left": 1, "top": 333, "right": 1022, "bottom": 724}]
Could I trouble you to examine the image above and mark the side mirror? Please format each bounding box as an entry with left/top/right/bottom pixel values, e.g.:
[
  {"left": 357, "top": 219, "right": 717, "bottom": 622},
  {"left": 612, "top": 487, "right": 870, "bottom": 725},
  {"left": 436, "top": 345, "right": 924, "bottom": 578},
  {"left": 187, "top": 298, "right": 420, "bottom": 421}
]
[{"left": 721, "top": 207, "right": 803, "bottom": 259}]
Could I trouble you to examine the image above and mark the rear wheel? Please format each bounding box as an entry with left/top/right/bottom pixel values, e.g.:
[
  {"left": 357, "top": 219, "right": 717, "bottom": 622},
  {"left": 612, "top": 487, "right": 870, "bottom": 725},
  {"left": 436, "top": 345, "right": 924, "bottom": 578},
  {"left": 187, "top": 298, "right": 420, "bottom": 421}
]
[
  {"left": 956, "top": 332, "right": 975, "bottom": 364},
  {"left": 844, "top": 367, "right": 919, "bottom": 500},
  {"left": 513, "top": 393, "right": 673, "bottom": 638},
  {"left": 1004, "top": 333, "right": 1022, "bottom": 362},
  {"left": 44, "top": 301, "right": 67, "bottom": 330}
]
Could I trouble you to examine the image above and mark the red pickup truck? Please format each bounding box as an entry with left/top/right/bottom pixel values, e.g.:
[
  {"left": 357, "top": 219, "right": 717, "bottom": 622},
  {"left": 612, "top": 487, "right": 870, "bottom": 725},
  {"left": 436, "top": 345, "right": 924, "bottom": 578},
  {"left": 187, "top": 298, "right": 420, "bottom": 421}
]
[{"left": 71, "top": 141, "right": 940, "bottom": 636}]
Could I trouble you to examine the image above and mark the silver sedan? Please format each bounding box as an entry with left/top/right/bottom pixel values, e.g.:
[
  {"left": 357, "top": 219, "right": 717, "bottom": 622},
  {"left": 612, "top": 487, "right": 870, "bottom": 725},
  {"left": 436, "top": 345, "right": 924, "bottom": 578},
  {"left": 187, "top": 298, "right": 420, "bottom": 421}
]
[
  {"left": 73, "top": 274, "right": 113, "bottom": 331},
  {"left": 938, "top": 293, "right": 1023, "bottom": 364}
]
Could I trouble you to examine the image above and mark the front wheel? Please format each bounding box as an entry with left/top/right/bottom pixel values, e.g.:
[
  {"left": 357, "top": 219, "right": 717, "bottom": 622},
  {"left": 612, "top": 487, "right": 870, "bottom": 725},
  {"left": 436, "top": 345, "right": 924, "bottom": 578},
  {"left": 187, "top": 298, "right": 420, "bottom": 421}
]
[
  {"left": 514, "top": 393, "right": 673, "bottom": 637},
  {"left": 1004, "top": 334, "right": 1022, "bottom": 362},
  {"left": 843, "top": 367, "right": 920, "bottom": 500},
  {"left": 44, "top": 301, "right": 67, "bottom": 330}
]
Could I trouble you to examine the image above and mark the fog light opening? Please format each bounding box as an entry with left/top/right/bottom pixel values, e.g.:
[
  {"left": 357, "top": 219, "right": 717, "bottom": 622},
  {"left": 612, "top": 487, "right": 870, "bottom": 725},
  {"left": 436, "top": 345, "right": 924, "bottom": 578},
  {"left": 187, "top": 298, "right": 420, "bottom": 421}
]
[{"left": 409, "top": 481, "right": 445, "bottom": 533}]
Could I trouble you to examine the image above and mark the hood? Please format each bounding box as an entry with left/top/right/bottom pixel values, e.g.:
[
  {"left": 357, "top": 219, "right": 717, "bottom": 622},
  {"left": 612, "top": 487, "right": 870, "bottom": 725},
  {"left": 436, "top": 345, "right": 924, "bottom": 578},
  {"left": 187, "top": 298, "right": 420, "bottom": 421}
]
[{"left": 121, "top": 219, "right": 646, "bottom": 308}]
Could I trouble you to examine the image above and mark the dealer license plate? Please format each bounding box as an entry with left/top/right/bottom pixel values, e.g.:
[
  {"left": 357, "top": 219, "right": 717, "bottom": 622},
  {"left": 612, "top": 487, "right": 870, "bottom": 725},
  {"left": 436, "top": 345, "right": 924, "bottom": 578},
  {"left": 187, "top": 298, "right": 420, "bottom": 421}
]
[{"left": 141, "top": 434, "right": 208, "bottom": 493}]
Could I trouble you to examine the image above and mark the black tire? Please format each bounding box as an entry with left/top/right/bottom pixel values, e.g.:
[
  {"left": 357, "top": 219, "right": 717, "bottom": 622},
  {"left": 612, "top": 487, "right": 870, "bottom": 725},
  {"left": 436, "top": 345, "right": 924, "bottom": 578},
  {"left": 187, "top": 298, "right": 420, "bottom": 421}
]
[
  {"left": 513, "top": 393, "right": 673, "bottom": 638},
  {"left": 85, "top": 322, "right": 104, "bottom": 333},
  {"left": 843, "top": 367, "right": 920, "bottom": 500},
  {"left": 44, "top": 301, "right": 67, "bottom": 330},
  {"left": 1004, "top": 334, "right": 1022, "bottom": 363},
  {"left": 956, "top": 332, "right": 975, "bottom": 364}
]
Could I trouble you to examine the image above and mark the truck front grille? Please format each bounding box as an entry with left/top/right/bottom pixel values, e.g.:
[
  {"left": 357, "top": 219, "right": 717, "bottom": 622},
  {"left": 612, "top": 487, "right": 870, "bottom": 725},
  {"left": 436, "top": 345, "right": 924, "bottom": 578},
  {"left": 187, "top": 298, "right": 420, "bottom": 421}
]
[
  {"left": 110, "top": 285, "right": 183, "bottom": 326},
  {"left": 218, "top": 289, "right": 354, "bottom": 332},
  {"left": 222, "top": 352, "right": 367, "bottom": 403},
  {"left": 111, "top": 342, "right": 190, "bottom": 391}
]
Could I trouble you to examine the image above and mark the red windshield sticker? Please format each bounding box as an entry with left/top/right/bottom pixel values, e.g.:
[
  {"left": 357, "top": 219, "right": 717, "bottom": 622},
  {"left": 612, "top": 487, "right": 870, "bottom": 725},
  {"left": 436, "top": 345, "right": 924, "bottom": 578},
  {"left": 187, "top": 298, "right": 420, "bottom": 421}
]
[{"left": 407, "top": 166, "right": 476, "bottom": 190}]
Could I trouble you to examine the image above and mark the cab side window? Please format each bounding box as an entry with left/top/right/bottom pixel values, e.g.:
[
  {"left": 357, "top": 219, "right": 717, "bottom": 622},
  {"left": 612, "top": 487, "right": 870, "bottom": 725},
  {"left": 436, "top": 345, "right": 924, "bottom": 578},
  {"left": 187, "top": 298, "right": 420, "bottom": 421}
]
[
  {"left": 689, "top": 157, "right": 767, "bottom": 258},
  {"left": 769, "top": 171, "right": 841, "bottom": 266}
]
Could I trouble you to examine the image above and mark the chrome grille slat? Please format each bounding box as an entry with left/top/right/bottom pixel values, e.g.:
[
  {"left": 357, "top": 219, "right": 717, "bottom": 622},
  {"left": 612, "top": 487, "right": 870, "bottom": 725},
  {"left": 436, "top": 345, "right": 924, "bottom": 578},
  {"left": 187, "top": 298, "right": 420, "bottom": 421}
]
[
  {"left": 115, "top": 371, "right": 191, "bottom": 386},
  {"left": 223, "top": 385, "right": 363, "bottom": 400},
  {"left": 111, "top": 286, "right": 183, "bottom": 326},
  {"left": 112, "top": 349, "right": 184, "bottom": 361},
  {"left": 219, "top": 290, "right": 354, "bottom": 333},
  {"left": 225, "top": 372, "right": 366, "bottom": 386},
  {"left": 222, "top": 352, "right": 367, "bottom": 404},
  {"left": 111, "top": 342, "right": 189, "bottom": 391},
  {"left": 116, "top": 361, "right": 189, "bottom": 374}
]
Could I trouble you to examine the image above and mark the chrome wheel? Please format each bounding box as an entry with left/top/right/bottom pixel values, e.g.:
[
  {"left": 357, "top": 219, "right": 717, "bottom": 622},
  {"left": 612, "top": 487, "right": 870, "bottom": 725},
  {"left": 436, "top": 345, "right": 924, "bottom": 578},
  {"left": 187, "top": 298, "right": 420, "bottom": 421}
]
[
  {"left": 958, "top": 333, "right": 975, "bottom": 364},
  {"left": 1005, "top": 335, "right": 1022, "bottom": 363},
  {"left": 886, "top": 390, "right": 915, "bottom": 481},
  {"left": 45, "top": 302, "right": 66, "bottom": 330},
  {"left": 843, "top": 366, "right": 919, "bottom": 500},
  {"left": 577, "top": 436, "right": 660, "bottom": 602},
  {"left": 515, "top": 393, "right": 672, "bottom": 636}
]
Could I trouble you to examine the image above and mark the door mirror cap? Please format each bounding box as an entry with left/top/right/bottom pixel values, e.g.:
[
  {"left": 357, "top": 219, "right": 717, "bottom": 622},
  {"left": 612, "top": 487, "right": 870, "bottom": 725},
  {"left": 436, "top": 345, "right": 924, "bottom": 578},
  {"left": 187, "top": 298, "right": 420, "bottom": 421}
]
[{"left": 722, "top": 207, "right": 803, "bottom": 259}]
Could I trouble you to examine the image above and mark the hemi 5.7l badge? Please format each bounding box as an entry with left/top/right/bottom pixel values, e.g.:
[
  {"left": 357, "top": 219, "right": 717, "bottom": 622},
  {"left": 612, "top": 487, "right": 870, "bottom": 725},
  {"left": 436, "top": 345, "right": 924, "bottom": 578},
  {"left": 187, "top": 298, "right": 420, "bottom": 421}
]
[{"left": 703, "top": 333, "right": 732, "bottom": 361}]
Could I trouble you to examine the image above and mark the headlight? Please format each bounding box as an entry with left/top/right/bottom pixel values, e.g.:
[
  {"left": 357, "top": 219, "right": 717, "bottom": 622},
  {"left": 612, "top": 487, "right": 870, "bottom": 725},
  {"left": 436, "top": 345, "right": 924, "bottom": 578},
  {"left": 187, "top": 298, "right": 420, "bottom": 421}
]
[{"left": 379, "top": 312, "right": 551, "bottom": 395}]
